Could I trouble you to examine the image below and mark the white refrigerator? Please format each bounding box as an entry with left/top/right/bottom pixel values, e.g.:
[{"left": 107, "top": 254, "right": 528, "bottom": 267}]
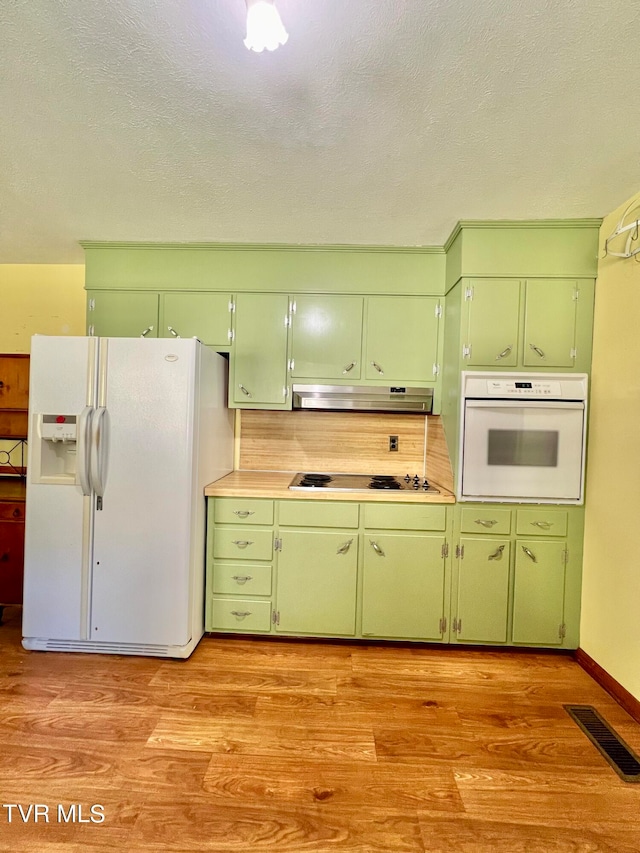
[{"left": 22, "top": 336, "right": 234, "bottom": 658}]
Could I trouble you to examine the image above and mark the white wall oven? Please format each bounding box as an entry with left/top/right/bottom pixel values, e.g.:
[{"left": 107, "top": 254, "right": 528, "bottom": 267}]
[{"left": 457, "top": 372, "right": 588, "bottom": 504}]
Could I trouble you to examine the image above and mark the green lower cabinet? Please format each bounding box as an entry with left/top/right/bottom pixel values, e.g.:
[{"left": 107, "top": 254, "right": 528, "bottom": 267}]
[
  {"left": 361, "top": 534, "right": 446, "bottom": 640},
  {"left": 512, "top": 539, "right": 567, "bottom": 646},
  {"left": 275, "top": 530, "right": 358, "bottom": 635},
  {"left": 453, "top": 538, "right": 510, "bottom": 643}
]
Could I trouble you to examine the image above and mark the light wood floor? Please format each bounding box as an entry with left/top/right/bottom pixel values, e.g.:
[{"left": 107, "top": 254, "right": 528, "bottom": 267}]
[{"left": 1, "top": 606, "right": 639, "bottom": 853}]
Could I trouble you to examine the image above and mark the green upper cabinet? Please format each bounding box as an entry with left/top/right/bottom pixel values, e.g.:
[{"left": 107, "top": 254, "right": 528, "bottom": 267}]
[
  {"left": 364, "top": 296, "right": 441, "bottom": 383},
  {"left": 523, "top": 279, "right": 578, "bottom": 368},
  {"left": 161, "top": 292, "right": 233, "bottom": 347},
  {"left": 87, "top": 291, "right": 159, "bottom": 337},
  {"left": 290, "top": 295, "right": 363, "bottom": 380},
  {"left": 87, "top": 290, "right": 233, "bottom": 347},
  {"left": 458, "top": 278, "right": 593, "bottom": 372},
  {"left": 463, "top": 280, "right": 520, "bottom": 367},
  {"left": 230, "top": 293, "right": 291, "bottom": 408}
]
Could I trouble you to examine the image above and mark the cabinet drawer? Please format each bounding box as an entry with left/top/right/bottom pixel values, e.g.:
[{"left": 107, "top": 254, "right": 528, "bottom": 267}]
[
  {"left": 213, "top": 528, "right": 273, "bottom": 560},
  {"left": 363, "top": 503, "right": 446, "bottom": 531},
  {"left": 214, "top": 499, "right": 274, "bottom": 526},
  {"left": 212, "top": 562, "right": 272, "bottom": 596},
  {"left": 278, "top": 500, "right": 359, "bottom": 529},
  {"left": 460, "top": 508, "right": 511, "bottom": 535},
  {"left": 210, "top": 598, "right": 272, "bottom": 632},
  {"left": 0, "top": 502, "right": 25, "bottom": 522},
  {"left": 516, "top": 510, "right": 567, "bottom": 537}
]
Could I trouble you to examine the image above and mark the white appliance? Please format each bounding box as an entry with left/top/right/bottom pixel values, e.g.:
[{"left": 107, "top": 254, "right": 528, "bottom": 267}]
[
  {"left": 22, "top": 336, "right": 234, "bottom": 658},
  {"left": 457, "top": 372, "right": 588, "bottom": 504}
]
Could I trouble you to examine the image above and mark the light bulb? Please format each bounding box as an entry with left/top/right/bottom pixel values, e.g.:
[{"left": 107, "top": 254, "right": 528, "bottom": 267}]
[{"left": 244, "top": 0, "right": 288, "bottom": 52}]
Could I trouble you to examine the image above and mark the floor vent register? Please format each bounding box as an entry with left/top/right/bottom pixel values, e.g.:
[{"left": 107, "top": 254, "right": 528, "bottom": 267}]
[{"left": 564, "top": 704, "right": 640, "bottom": 782}]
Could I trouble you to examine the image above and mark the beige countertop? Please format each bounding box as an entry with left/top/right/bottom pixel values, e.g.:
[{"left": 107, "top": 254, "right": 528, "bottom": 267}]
[{"left": 204, "top": 470, "right": 456, "bottom": 503}]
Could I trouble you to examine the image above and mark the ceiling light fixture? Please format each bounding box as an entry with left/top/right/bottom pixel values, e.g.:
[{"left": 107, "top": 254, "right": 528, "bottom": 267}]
[{"left": 244, "top": 0, "right": 288, "bottom": 53}]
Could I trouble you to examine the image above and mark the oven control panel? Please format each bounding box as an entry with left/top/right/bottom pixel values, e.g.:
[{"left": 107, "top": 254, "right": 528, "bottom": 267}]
[{"left": 486, "top": 379, "right": 562, "bottom": 397}]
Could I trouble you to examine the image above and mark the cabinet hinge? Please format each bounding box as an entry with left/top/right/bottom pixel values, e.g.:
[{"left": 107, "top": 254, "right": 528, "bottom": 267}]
[
  {"left": 283, "top": 386, "right": 289, "bottom": 399},
  {"left": 88, "top": 298, "right": 95, "bottom": 312},
  {"left": 274, "top": 537, "right": 282, "bottom": 552},
  {"left": 439, "top": 616, "right": 447, "bottom": 634},
  {"left": 562, "top": 548, "right": 569, "bottom": 565},
  {"left": 570, "top": 347, "right": 577, "bottom": 359},
  {"left": 464, "top": 286, "right": 473, "bottom": 301},
  {"left": 284, "top": 315, "right": 291, "bottom": 327},
  {"left": 452, "top": 617, "right": 461, "bottom": 634},
  {"left": 432, "top": 363, "right": 440, "bottom": 376},
  {"left": 558, "top": 623, "right": 566, "bottom": 640},
  {"left": 272, "top": 610, "right": 280, "bottom": 625},
  {"left": 228, "top": 329, "right": 234, "bottom": 342},
  {"left": 572, "top": 287, "right": 579, "bottom": 301},
  {"left": 462, "top": 344, "right": 471, "bottom": 359},
  {"left": 455, "top": 544, "right": 464, "bottom": 559},
  {"left": 441, "top": 542, "right": 449, "bottom": 559},
  {"left": 88, "top": 324, "right": 95, "bottom": 337},
  {"left": 228, "top": 298, "right": 235, "bottom": 313},
  {"left": 435, "top": 303, "right": 443, "bottom": 319},
  {"left": 288, "top": 358, "right": 295, "bottom": 372},
  {"left": 289, "top": 299, "right": 297, "bottom": 314}
]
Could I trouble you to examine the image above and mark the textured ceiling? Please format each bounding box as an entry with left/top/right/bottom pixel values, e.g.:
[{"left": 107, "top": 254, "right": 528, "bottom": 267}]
[{"left": 1, "top": 0, "right": 639, "bottom": 262}]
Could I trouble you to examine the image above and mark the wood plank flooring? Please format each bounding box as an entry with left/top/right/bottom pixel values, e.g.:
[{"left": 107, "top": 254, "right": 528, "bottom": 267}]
[{"left": 1, "top": 605, "right": 640, "bottom": 852}]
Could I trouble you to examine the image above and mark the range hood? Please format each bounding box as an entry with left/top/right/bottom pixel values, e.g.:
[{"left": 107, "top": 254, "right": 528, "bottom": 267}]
[{"left": 292, "top": 385, "right": 433, "bottom": 414}]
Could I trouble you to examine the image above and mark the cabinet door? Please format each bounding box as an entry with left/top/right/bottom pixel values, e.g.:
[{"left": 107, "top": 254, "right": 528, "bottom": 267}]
[
  {"left": 362, "top": 533, "right": 445, "bottom": 640},
  {"left": 161, "top": 292, "right": 233, "bottom": 347},
  {"left": 0, "top": 356, "right": 30, "bottom": 411},
  {"left": 231, "top": 294, "right": 290, "bottom": 407},
  {"left": 275, "top": 530, "right": 358, "bottom": 635},
  {"left": 454, "top": 538, "right": 510, "bottom": 643},
  {"left": 364, "top": 297, "right": 440, "bottom": 383},
  {"left": 87, "top": 292, "right": 159, "bottom": 338},
  {"left": 464, "top": 280, "right": 520, "bottom": 367},
  {"left": 523, "top": 280, "right": 577, "bottom": 368},
  {"left": 290, "top": 295, "right": 363, "bottom": 380},
  {"left": 0, "top": 518, "right": 25, "bottom": 604},
  {"left": 512, "top": 539, "right": 566, "bottom": 645}
]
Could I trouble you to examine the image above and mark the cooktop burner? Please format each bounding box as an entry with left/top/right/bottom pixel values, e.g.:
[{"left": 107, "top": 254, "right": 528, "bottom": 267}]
[{"left": 288, "top": 473, "right": 440, "bottom": 493}]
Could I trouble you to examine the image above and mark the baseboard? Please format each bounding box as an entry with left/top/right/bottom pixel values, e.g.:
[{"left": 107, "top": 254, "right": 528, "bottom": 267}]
[{"left": 575, "top": 648, "right": 640, "bottom": 724}]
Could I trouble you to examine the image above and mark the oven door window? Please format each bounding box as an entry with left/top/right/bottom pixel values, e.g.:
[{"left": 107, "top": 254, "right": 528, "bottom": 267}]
[{"left": 461, "top": 401, "right": 585, "bottom": 502}]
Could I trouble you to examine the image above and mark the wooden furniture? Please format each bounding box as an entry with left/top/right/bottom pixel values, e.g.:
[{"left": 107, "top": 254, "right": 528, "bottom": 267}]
[{"left": 0, "top": 354, "right": 29, "bottom": 617}]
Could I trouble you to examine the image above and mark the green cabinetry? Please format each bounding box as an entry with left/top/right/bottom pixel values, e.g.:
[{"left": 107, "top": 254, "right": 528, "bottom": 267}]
[
  {"left": 290, "top": 295, "right": 363, "bottom": 380},
  {"left": 364, "top": 296, "right": 441, "bottom": 383}
]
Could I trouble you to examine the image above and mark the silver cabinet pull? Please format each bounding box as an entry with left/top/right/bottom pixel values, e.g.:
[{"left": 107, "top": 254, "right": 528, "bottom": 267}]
[
  {"left": 238, "top": 384, "right": 252, "bottom": 397},
  {"left": 342, "top": 361, "right": 356, "bottom": 374},
  {"left": 167, "top": 326, "right": 180, "bottom": 337},
  {"left": 337, "top": 539, "right": 353, "bottom": 555},
  {"left": 232, "top": 575, "right": 253, "bottom": 585},
  {"left": 531, "top": 520, "right": 552, "bottom": 529},
  {"left": 140, "top": 326, "right": 154, "bottom": 337},
  {"left": 529, "top": 344, "right": 546, "bottom": 359},
  {"left": 370, "top": 361, "right": 384, "bottom": 375},
  {"left": 231, "top": 540, "right": 253, "bottom": 548},
  {"left": 521, "top": 546, "right": 537, "bottom": 563},
  {"left": 488, "top": 545, "right": 505, "bottom": 561},
  {"left": 475, "top": 519, "right": 498, "bottom": 528},
  {"left": 369, "top": 540, "right": 385, "bottom": 557},
  {"left": 230, "top": 610, "right": 252, "bottom": 619},
  {"left": 233, "top": 510, "right": 255, "bottom": 518},
  {"left": 495, "top": 345, "right": 513, "bottom": 360}
]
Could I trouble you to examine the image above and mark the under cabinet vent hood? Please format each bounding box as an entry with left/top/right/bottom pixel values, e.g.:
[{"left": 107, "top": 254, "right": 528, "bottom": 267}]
[{"left": 292, "top": 385, "right": 433, "bottom": 414}]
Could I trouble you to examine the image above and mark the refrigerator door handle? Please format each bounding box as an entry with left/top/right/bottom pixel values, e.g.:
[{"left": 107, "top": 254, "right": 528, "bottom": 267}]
[
  {"left": 77, "top": 406, "right": 94, "bottom": 496},
  {"left": 89, "top": 407, "right": 110, "bottom": 497}
]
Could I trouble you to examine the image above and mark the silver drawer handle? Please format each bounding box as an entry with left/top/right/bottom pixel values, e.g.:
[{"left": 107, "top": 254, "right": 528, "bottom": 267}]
[
  {"left": 233, "top": 510, "right": 255, "bottom": 518},
  {"left": 337, "top": 539, "right": 353, "bottom": 555},
  {"left": 140, "top": 325, "right": 154, "bottom": 337},
  {"left": 231, "top": 540, "right": 253, "bottom": 548},
  {"left": 488, "top": 545, "right": 505, "bottom": 561},
  {"left": 521, "top": 546, "right": 537, "bottom": 563},
  {"left": 342, "top": 361, "right": 356, "bottom": 374},
  {"left": 230, "top": 610, "right": 252, "bottom": 619},
  {"left": 475, "top": 519, "right": 498, "bottom": 528},
  {"left": 531, "top": 521, "right": 552, "bottom": 529},
  {"left": 370, "top": 361, "right": 384, "bottom": 375},
  {"left": 529, "top": 343, "right": 546, "bottom": 359},
  {"left": 238, "top": 384, "right": 252, "bottom": 397},
  {"left": 369, "top": 540, "right": 385, "bottom": 557},
  {"left": 167, "top": 325, "right": 180, "bottom": 337},
  {"left": 232, "top": 575, "right": 253, "bottom": 585},
  {"left": 495, "top": 345, "right": 513, "bottom": 360}
]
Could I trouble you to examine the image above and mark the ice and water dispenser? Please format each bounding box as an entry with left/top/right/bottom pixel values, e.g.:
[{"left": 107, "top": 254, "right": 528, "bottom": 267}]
[{"left": 32, "top": 414, "right": 78, "bottom": 483}]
